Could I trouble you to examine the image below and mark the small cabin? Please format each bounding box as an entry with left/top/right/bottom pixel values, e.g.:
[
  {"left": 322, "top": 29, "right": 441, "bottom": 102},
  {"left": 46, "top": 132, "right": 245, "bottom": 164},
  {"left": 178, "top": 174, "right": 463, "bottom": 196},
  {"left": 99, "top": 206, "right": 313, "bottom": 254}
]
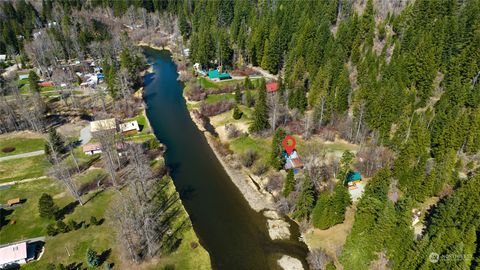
[
  {"left": 346, "top": 171, "right": 362, "bottom": 189},
  {"left": 119, "top": 120, "right": 140, "bottom": 135}
]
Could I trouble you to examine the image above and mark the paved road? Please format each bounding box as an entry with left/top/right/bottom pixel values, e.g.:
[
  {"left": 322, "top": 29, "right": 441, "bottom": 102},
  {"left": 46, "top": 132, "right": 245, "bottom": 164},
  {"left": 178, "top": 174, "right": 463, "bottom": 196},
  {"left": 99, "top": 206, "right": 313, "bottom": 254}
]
[
  {"left": 0, "top": 150, "right": 45, "bottom": 162},
  {"left": 79, "top": 125, "right": 92, "bottom": 146}
]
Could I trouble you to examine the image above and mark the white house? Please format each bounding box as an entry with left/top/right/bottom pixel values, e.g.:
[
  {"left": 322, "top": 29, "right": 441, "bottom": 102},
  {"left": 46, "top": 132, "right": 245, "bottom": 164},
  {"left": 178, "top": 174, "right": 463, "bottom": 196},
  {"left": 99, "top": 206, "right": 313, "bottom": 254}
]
[
  {"left": 83, "top": 143, "right": 102, "bottom": 155},
  {"left": 0, "top": 242, "right": 28, "bottom": 267},
  {"left": 119, "top": 120, "right": 140, "bottom": 135}
]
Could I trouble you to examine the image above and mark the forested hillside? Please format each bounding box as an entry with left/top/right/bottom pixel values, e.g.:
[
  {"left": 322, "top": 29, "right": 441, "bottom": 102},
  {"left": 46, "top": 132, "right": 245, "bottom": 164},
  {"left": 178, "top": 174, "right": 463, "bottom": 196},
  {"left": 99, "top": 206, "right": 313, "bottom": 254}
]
[{"left": 1, "top": 0, "right": 480, "bottom": 269}]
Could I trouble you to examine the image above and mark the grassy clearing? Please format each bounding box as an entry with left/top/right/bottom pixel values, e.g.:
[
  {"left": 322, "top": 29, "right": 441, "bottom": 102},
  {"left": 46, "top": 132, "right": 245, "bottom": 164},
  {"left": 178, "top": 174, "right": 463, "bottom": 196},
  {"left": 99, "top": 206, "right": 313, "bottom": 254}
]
[
  {"left": 0, "top": 155, "right": 49, "bottom": 184},
  {"left": 75, "top": 168, "right": 107, "bottom": 187},
  {"left": 229, "top": 135, "right": 271, "bottom": 163},
  {"left": 0, "top": 136, "right": 44, "bottom": 157},
  {"left": 0, "top": 179, "right": 67, "bottom": 244},
  {"left": 204, "top": 92, "right": 235, "bottom": 104}
]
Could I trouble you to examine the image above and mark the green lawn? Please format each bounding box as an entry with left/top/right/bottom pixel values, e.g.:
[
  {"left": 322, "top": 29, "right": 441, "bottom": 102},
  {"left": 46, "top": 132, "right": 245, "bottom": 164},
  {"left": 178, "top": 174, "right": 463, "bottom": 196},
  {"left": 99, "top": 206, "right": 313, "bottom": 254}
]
[
  {"left": 0, "top": 179, "right": 68, "bottom": 244},
  {"left": 230, "top": 135, "right": 271, "bottom": 163},
  {"left": 204, "top": 92, "right": 235, "bottom": 104},
  {"left": 0, "top": 155, "right": 49, "bottom": 184},
  {"left": 0, "top": 137, "right": 44, "bottom": 157}
]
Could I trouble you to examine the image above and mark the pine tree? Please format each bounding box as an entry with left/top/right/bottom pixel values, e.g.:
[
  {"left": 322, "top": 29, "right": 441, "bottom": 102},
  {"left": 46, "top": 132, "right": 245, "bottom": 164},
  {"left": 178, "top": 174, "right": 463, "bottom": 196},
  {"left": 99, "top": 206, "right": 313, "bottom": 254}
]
[
  {"left": 86, "top": 248, "right": 100, "bottom": 267},
  {"left": 234, "top": 84, "right": 241, "bottom": 103},
  {"left": 292, "top": 176, "right": 315, "bottom": 220},
  {"left": 28, "top": 71, "right": 40, "bottom": 93},
  {"left": 283, "top": 169, "right": 295, "bottom": 197},
  {"left": 270, "top": 128, "right": 286, "bottom": 170},
  {"left": 338, "top": 151, "right": 354, "bottom": 184},
  {"left": 38, "top": 193, "right": 58, "bottom": 219},
  {"left": 46, "top": 128, "right": 65, "bottom": 155},
  {"left": 249, "top": 79, "right": 270, "bottom": 133}
]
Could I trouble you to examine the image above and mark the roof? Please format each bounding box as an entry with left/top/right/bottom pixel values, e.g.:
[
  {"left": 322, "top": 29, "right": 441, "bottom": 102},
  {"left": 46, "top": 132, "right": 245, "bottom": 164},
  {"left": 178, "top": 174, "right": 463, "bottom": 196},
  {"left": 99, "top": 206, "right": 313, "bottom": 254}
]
[
  {"left": 285, "top": 157, "right": 303, "bottom": 170},
  {"left": 266, "top": 82, "right": 278, "bottom": 92},
  {"left": 38, "top": 81, "right": 54, "bottom": 87},
  {"left": 208, "top": 70, "right": 231, "bottom": 79},
  {"left": 119, "top": 120, "right": 140, "bottom": 132},
  {"left": 0, "top": 242, "right": 27, "bottom": 265},
  {"left": 90, "top": 119, "right": 117, "bottom": 133},
  {"left": 347, "top": 171, "right": 362, "bottom": 182},
  {"left": 83, "top": 143, "right": 101, "bottom": 152}
]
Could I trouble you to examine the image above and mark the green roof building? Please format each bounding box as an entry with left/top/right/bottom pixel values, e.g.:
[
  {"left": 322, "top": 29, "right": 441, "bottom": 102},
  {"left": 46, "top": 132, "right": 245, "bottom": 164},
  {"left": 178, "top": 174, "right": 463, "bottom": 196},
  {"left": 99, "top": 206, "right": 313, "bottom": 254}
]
[{"left": 208, "top": 70, "right": 231, "bottom": 80}]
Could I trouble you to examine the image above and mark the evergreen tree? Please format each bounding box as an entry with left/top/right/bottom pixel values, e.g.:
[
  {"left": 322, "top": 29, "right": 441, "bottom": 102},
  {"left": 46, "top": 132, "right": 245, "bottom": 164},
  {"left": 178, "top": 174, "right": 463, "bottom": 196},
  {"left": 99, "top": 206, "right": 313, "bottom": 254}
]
[
  {"left": 28, "top": 71, "right": 40, "bottom": 93},
  {"left": 46, "top": 128, "right": 65, "bottom": 155},
  {"left": 234, "top": 83, "right": 241, "bottom": 103},
  {"left": 338, "top": 151, "right": 354, "bottom": 184},
  {"left": 292, "top": 176, "right": 315, "bottom": 220},
  {"left": 86, "top": 248, "right": 100, "bottom": 267},
  {"left": 270, "top": 128, "right": 286, "bottom": 170},
  {"left": 249, "top": 79, "right": 270, "bottom": 132},
  {"left": 38, "top": 193, "right": 58, "bottom": 219},
  {"left": 283, "top": 169, "right": 295, "bottom": 197}
]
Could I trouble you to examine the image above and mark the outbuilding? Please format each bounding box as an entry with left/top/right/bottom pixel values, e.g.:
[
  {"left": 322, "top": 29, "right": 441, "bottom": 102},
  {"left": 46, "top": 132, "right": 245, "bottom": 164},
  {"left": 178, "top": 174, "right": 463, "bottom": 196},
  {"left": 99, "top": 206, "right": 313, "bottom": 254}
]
[
  {"left": 345, "top": 171, "right": 362, "bottom": 189},
  {"left": 119, "top": 120, "right": 140, "bottom": 135}
]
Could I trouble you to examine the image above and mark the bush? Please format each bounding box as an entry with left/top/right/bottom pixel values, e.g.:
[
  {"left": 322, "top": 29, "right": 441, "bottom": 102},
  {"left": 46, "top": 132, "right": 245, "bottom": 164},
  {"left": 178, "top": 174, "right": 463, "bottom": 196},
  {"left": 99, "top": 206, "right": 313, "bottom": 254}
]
[
  {"left": 253, "top": 162, "right": 269, "bottom": 176},
  {"left": 56, "top": 220, "right": 69, "bottom": 233},
  {"left": 46, "top": 224, "right": 57, "bottom": 236},
  {"left": 200, "top": 100, "right": 234, "bottom": 117},
  {"left": 232, "top": 105, "right": 243, "bottom": 120},
  {"left": 67, "top": 220, "right": 78, "bottom": 231},
  {"left": 148, "top": 138, "right": 160, "bottom": 150},
  {"left": 241, "top": 149, "right": 258, "bottom": 168},
  {"left": 1, "top": 147, "right": 15, "bottom": 153},
  {"left": 90, "top": 216, "right": 100, "bottom": 226},
  {"left": 225, "top": 124, "right": 242, "bottom": 139}
]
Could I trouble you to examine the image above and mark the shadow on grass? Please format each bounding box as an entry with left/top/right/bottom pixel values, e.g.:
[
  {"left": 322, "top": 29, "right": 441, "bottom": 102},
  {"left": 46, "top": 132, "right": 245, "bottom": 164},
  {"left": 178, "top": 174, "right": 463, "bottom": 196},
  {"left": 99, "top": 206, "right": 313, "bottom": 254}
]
[
  {"left": 99, "top": 248, "right": 112, "bottom": 265},
  {"left": 0, "top": 208, "right": 14, "bottom": 229},
  {"left": 56, "top": 201, "right": 79, "bottom": 220}
]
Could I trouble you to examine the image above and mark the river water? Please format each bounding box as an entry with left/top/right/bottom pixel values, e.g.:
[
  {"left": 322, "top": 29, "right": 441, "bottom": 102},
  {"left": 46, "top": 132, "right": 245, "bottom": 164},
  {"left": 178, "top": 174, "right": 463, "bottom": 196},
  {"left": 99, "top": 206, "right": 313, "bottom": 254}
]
[{"left": 143, "top": 47, "right": 308, "bottom": 270}]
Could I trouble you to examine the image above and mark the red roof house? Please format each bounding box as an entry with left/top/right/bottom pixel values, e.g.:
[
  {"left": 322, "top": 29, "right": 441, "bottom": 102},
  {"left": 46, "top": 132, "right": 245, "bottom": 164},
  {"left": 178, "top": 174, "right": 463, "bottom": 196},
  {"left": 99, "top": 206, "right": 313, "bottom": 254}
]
[
  {"left": 38, "top": 81, "right": 54, "bottom": 87},
  {"left": 266, "top": 82, "right": 278, "bottom": 93}
]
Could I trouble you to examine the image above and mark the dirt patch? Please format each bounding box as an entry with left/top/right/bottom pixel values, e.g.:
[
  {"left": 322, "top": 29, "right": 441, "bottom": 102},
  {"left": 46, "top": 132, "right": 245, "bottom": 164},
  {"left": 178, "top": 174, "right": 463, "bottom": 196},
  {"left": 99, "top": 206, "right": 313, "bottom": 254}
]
[
  {"left": 0, "top": 131, "right": 43, "bottom": 140},
  {"left": 56, "top": 120, "right": 89, "bottom": 139},
  {"left": 2, "top": 147, "right": 15, "bottom": 153}
]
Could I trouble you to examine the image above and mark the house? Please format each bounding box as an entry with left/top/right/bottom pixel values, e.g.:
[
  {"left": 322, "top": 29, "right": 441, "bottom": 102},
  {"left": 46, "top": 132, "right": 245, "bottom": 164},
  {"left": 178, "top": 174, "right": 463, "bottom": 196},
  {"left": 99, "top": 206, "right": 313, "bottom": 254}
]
[
  {"left": 266, "top": 82, "right": 279, "bottom": 93},
  {"left": 0, "top": 242, "right": 28, "bottom": 267},
  {"left": 0, "top": 55, "right": 6, "bottom": 62},
  {"left": 83, "top": 143, "right": 102, "bottom": 155},
  {"left": 345, "top": 171, "right": 362, "bottom": 189},
  {"left": 90, "top": 118, "right": 117, "bottom": 134},
  {"left": 208, "top": 70, "right": 231, "bottom": 81},
  {"left": 119, "top": 120, "right": 140, "bottom": 135},
  {"left": 6, "top": 198, "right": 21, "bottom": 207},
  {"left": 83, "top": 142, "right": 133, "bottom": 156},
  {"left": 18, "top": 74, "right": 29, "bottom": 80},
  {"left": 284, "top": 150, "right": 304, "bottom": 171}
]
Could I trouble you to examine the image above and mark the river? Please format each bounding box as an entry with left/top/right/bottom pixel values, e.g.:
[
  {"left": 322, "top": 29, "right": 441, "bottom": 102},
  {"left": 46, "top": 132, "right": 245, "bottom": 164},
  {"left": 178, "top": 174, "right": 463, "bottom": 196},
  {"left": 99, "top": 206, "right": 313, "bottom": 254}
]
[{"left": 143, "top": 47, "right": 308, "bottom": 270}]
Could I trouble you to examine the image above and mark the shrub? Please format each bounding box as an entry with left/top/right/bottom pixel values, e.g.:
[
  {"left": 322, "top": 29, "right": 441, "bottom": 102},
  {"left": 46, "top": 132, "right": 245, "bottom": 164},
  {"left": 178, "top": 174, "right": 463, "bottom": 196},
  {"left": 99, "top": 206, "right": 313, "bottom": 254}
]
[
  {"left": 148, "top": 138, "right": 160, "bottom": 150},
  {"left": 67, "top": 220, "right": 78, "bottom": 231},
  {"left": 225, "top": 124, "right": 242, "bottom": 139},
  {"left": 232, "top": 105, "right": 243, "bottom": 120},
  {"left": 241, "top": 149, "right": 258, "bottom": 168},
  {"left": 90, "top": 216, "right": 100, "bottom": 226},
  {"left": 190, "top": 242, "right": 199, "bottom": 249},
  {"left": 1, "top": 147, "right": 15, "bottom": 153},
  {"left": 56, "top": 220, "right": 69, "bottom": 233},
  {"left": 200, "top": 100, "right": 234, "bottom": 117},
  {"left": 46, "top": 224, "right": 57, "bottom": 236},
  {"left": 253, "top": 162, "right": 268, "bottom": 176}
]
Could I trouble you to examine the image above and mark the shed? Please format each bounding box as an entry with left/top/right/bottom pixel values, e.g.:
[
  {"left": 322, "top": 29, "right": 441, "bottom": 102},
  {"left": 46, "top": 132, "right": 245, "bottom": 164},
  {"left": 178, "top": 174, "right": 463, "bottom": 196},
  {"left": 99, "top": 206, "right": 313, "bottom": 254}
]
[
  {"left": 0, "top": 242, "right": 27, "bottom": 267},
  {"left": 7, "top": 198, "right": 21, "bottom": 206},
  {"left": 38, "top": 81, "right": 54, "bottom": 87},
  {"left": 18, "top": 74, "right": 29, "bottom": 80}
]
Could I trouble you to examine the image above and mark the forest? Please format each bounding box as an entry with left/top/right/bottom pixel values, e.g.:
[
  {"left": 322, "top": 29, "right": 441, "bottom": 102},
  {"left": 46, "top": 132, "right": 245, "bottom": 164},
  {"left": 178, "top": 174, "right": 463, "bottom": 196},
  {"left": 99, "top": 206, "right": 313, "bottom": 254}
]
[{"left": 1, "top": 0, "right": 480, "bottom": 269}]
